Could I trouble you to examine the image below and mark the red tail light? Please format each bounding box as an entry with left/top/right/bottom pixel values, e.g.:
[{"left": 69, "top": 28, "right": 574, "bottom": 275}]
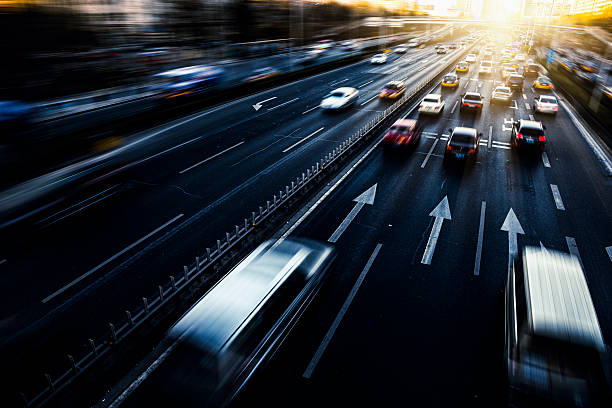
[
  {"left": 553, "top": 106, "right": 558, "bottom": 111},
  {"left": 539, "top": 136, "right": 546, "bottom": 142},
  {"left": 468, "top": 149, "right": 476, "bottom": 154},
  {"left": 462, "top": 102, "right": 469, "bottom": 106},
  {"left": 446, "top": 144, "right": 452, "bottom": 151},
  {"left": 474, "top": 104, "right": 482, "bottom": 107},
  {"left": 516, "top": 132, "right": 523, "bottom": 139}
]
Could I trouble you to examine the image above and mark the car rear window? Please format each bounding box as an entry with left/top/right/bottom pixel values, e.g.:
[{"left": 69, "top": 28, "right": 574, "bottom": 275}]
[
  {"left": 391, "top": 125, "right": 409, "bottom": 133},
  {"left": 481, "top": 62, "right": 492, "bottom": 67},
  {"left": 464, "top": 94, "right": 481, "bottom": 101},
  {"left": 385, "top": 83, "right": 398, "bottom": 90},
  {"left": 423, "top": 98, "right": 439, "bottom": 103},
  {"left": 540, "top": 97, "right": 556, "bottom": 104},
  {"left": 508, "top": 76, "right": 522, "bottom": 83},
  {"left": 519, "top": 126, "right": 543, "bottom": 136},
  {"left": 330, "top": 92, "right": 344, "bottom": 97},
  {"left": 444, "top": 75, "right": 456, "bottom": 81},
  {"left": 451, "top": 132, "right": 476, "bottom": 146}
]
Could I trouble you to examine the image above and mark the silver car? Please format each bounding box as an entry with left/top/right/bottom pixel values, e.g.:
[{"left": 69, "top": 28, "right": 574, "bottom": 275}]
[
  {"left": 320, "top": 87, "right": 359, "bottom": 110},
  {"left": 534, "top": 95, "right": 558, "bottom": 114}
]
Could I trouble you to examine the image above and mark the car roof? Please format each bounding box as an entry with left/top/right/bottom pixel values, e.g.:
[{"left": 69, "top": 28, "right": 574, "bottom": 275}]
[
  {"left": 464, "top": 92, "right": 481, "bottom": 97},
  {"left": 508, "top": 74, "right": 523, "bottom": 79},
  {"left": 518, "top": 119, "right": 543, "bottom": 129},
  {"left": 424, "top": 93, "right": 441, "bottom": 99},
  {"left": 452, "top": 127, "right": 477, "bottom": 136},
  {"left": 392, "top": 119, "right": 416, "bottom": 128},
  {"left": 334, "top": 87, "right": 357, "bottom": 94},
  {"left": 384, "top": 81, "right": 404, "bottom": 87},
  {"left": 521, "top": 247, "right": 605, "bottom": 351},
  {"left": 494, "top": 86, "right": 511, "bottom": 91}
]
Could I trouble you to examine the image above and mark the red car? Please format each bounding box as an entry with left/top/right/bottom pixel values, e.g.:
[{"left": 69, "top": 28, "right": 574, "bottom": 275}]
[{"left": 382, "top": 119, "right": 422, "bottom": 149}]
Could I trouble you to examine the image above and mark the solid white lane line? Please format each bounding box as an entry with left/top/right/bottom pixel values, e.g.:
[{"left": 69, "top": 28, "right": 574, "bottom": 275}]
[
  {"left": 0, "top": 259, "right": 6, "bottom": 266},
  {"left": 474, "top": 201, "right": 486, "bottom": 276},
  {"left": 302, "top": 105, "right": 319, "bottom": 115},
  {"left": 488, "top": 125, "right": 493, "bottom": 148},
  {"left": 267, "top": 97, "right": 300, "bottom": 111},
  {"left": 479, "top": 141, "right": 488, "bottom": 146},
  {"left": 529, "top": 114, "right": 535, "bottom": 120},
  {"left": 330, "top": 78, "right": 349, "bottom": 86},
  {"left": 282, "top": 127, "right": 325, "bottom": 153},
  {"left": 179, "top": 141, "right": 245, "bottom": 174},
  {"left": 542, "top": 152, "right": 551, "bottom": 167},
  {"left": 566, "top": 237, "right": 584, "bottom": 270},
  {"left": 493, "top": 145, "right": 511, "bottom": 150},
  {"left": 358, "top": 80, "right": 374, "bottom": 88},
  {"left": 44, "top": 190, "right": 121, "bottom": 227},
  {"left": 525, "top": 103, "right": 531, "bottom": 110},
  {"left": 558, "top": 98, "right": 612, "bottom": 176},
  {"left": 303, "top": 243, "right": 382, "bottom": 379},
  {"left": 522, "top": 93, "right": 527, "bottom": 100},
  {"left": 421, "top": 138, "right": 439, "bottom": 168},
  {"left": 423, "top": 131, "right": 438, "bottom": 136},
  {"left": 360, "top": 94, "right": 378, "bottom": 106},
  {"left": 425, "top": 135, "right": 437, "bottom": 139},
  {"left": 37, "top": 185, "right": 119, "bottom": 224},
  {"left": 550, "top": 184, "right": 565, "bottom": 210},
  {"left": 42, "top": 214, "right": 184, "bottom": 303},
  {"left": 606, "top": 246, "right": 612, "bottom": 263},
  {"left": 492, "top": 141, "right": 511, "bottom": 146},
  {"left": 258, "top": 96, "right": 277, "bottom": 104},
  {"left": 108, "top": 338, "right": 181, "bottom": 408},
  {"left": 451, "top": 100, "right": 459, "bottom": 113}
]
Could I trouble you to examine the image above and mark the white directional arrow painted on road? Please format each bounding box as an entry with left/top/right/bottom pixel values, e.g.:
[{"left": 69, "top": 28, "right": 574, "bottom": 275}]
[
  {"left": 501, "top": 208, "right": 524, "bottom": 268},
  {"left": 421, "top": 196, "right": 452, "bottom": 265},
  {"left": 328, "top": 184, "right": 377, "bottom": 243},
  {"left": 252, "top": 96, "right": 277, "bottom": 111}
]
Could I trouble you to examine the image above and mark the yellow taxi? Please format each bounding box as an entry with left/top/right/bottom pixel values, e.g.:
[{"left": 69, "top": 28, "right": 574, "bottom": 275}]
[
  {"left": 509, "top": 61, "right": 520, "bottom": 70},
  {"left": 379, "top": 81, "right": 406, "bottom": 99},
  {"left": 456, "top": 61, "right": 469, "bottom": 73},
  {"left": 533, "top": 76, "right": 552, "bottom": 90},
  {"left": 580, "top": 63, "right": 598, "bottom": 73},
  {"left": 441, "top": 73, "right": 459, "bottom": 88}
]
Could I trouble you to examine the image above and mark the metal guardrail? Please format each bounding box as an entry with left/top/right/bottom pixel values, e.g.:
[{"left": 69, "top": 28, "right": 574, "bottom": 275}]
[{"left": 21, "top": 38, "right": 477, "bottom": 408}]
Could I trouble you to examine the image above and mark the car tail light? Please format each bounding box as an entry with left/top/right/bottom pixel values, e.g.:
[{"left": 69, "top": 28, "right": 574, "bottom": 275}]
[
  {"left": 398, "top": 137, "right": 405, "bottom": 144},
  {"left": 553, "top": 106, "right": 558, "bottom": 111},
  {"left": 538, "top": 104, "right": 543, "bottom": 109},
  {"left": 539, "top": 136, "right": 546, "bottom": 142},
  {"left": 419, "top": 104, "right": 423, "bottom": 109},
  {"left": 516, "top": 132, "right": 523, "bottom": 139},
  {"left": 434, "top": 106, "right": 440, "bottom": 110},
  {"left": 475, "top": 104, "right": 482, "bottom": 107},
  {"left": 446, "top": 144, "right": 452, "bottom": 151},
  {"left": 468, "top": 149, "right": 476, "bottom": 154},
  {"left": 462, "top": 102, "right": 469, "bottom": 106}
]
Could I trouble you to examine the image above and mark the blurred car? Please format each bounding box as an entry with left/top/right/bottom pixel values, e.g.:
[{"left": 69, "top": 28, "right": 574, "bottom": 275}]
[
  {"left": 382, "top": 119, "right": 422, "bottom": 149},
  {"left": 479, "top": 60, "right": 493, "bottom": 75},
  {"left": 502, "top": 66, "right": 518, "bottom": 80},
  {"left": 340, "top": 40, "right": 359, "bottom": 51},
  {"left": 533, "top": 76, "right": 552, "bottom": 90},
  {"left": 506, "top": 74, "right": 524, "bottom": 92},
  {"left": 515, "top": 53, "right": 526, "bottom": 62},
  {"left": 394, "top": 46, "right": 407, "bottom": 54},
  {"left": 0, "top": 100, "right": 34, "bottom": 131},
  {"left": 379, "top": 81, "right": 406, "bottom": 100},
  {"left": 511, "top": 119, "right": 546, "bottom": 151},
  {"left": 491, "top": 86, "right": 512, "bottom": 104},
  {"left": 437, "top": 46, "right": 447, "bottom": 54},
  {"left": 443, "top": 127, "right": 481, "bottom": 162},
  {"left": 449, "top": 43, "right": 457, "bottom": 49},
  {"left": 152, "top": 65, "right": 225, "bottom": 100},
  {"left": 243, "top": 66, "right": 280, "bottom": 82},
  {"left": 418, "top": 93, "right": 445, "bottom": 115},
  {"left": 434, "top": 44, "right": 443, "bottom": 50},
  {"left": 407, "top": 40, "right": 420, "bottom": 48},
  {"left": 297, "top": 49, "right": 322, "bottom": 65},
  {"left": 579, "top": 61, "right": 598, "bottom": 73},
  {"left": 509, "top": 61, "right": 520, "bottom": 70},
  {"left": 523, "top": 63, "right": 540, "bottom": 77},
  {"left": 576, "top": 70, "right": 601, "bottom": 87},
  {"left": 534, "top": 95, "right": 558, "bottom": 114},
  {"left": 466, "top": 54, "right": 477, "bottom": 63},
  {"left": 460, "top": 92, "right": 483, "bottom": 112},
  {"left": 441, "top": 73, "right": 459, "bottom": 88},
  {"left": 505, "top": 247, "right": 607, "bottom": 407},
  {"left": 320, "top": 87, "right": 359, "bottom": 110},
  {"left": 371, "top": 54, "right": 387, "bottom": 64},
  {"left": 559, "top": 58, "right": 578, "bottom": 73},
  {"left": 456, "top": 61, "right": 469, "bottom": 73}
]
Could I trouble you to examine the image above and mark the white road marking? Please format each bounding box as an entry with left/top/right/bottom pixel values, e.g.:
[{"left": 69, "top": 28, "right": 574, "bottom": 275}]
[
  {"left": 542, "top": 152, "right": 551, "bottom": 167},
  {"left": 37, "top": 184, "right": 119, "bottom": 225},
  {"left": 282, "top": 127, "right": 325, "bottom": 153},
  {"left": 502, "top": 118, "right": 514, "bottom": 132},
  {"left": 328, "top": 184, "right": 377, "bottom": 243},
  {"left": 360, "top": 94, "right": 379, "bottom": 106},
  {"left": 423, "top": 131, "right": 438, "bottom": 136},
  {"left": 493, "top": 145, "right": 511, "bottom": 150},
  {"left": 488, "top": 125, "right": 493, "bottom": 148},
  {"left": 529, "top": 114, "right": 535, "bottom": 120},
  {"left": 522, "top": 93, "right": 527, "bottom": 100},
  {"left": 303, "top": 243, "right": 382, "bottom": 379},
  {"left": 179, "top": 141, "right": 245, "bottom": 174},
  {"left": 302, "top": 105, "right": 319, "bottom": 115},
  {"left": 550, "top": 184, "right": 565, "bottom": 210},
  {"left": 474, "top": 201, "right": 486, "bottom": 276},
  {"left": 421, "top": 139, "right": 439, "bottom": 168},
  {"left": 108, "top": 338, "right": 181, "bottom": 407},
  {"left": 451, "top": 100, "right": 459, "bottom": 113},
  {"left": 421, "top": 196, "right": 451, "bottom": 265},
  {"left": 42, "top": 214, "right": 184, "bottom": 303},
  {"left": 492, "top": 141, "right": 511, "bottom": 146},
  {"left": 425, "top": 135, "right": 437, "bottom": 139},
  {"left": 479, "top": 141, "right": 488, "bottom": 146},
  {"left": 606, "top": 246, "right": 612, "bottom": 263},
  {"left": 478, "top": 81, "right": 483, "bottom": 88},
  {"left": 0, "top": 259, "right": 6, "bottom": 266},
  {"left": 384, "top": 66, "right": 399, "bottom": 74},
  {"left": 510, "top": 100, "right": 518, "bottom": 110},
  {"left": 358, "top": 80, "right": 374, "bottom": 88},
  {"left": 44, "top": 190, "right": 120, "bottom": 227},
  {"left": 566, "top": 237, "right": 584, "bottom": 270},
  {"left": 525, "top": 103, "right": 531, "bottom": 110},
  {"left": 501, "top": 208, "right": 524, "bottom": 269},
  {"left": 267, "top": 97, "right": 300, "bottom": 111},
  {"left": 329, "top": 78, "right": 349, "bottom": 86}
]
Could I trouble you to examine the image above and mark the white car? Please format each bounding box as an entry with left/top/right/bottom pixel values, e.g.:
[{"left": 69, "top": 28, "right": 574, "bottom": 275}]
[
  {"left": 394, "top": 46, "right": 407, "bottom": 54},
  {"left": 466, "top": 54, "right": 477, "bottom": 63},
  {"left": 418, "top": 94, "right": 445, "bottom": 115},
  {"left": 534, "top": 95, "right": 558, "bottom": 114},
  {"left": 320, "top": 87, "right": 359, "bottom": 110},
  {"left": 491, "top": 86, "right": 512, "bottom": 104},
  {"left": 407, "top": 40, "right": 419, "bottom": 48},
  {"left": 515, "top": 53, "right": 526, "bottom": 62},
  {"left": 479, "top": 60, "right": 493, "bottom": 75},
  {"left": 371, "top": 54, "right": 387, "bottom": 64}
]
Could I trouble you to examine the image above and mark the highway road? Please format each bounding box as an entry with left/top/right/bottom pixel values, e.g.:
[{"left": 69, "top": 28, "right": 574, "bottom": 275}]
[
  {"left": 0, "top": 35, "right": 472, "bottom": 401},
  {"left": 109, "top": 43, "right": 612, "bottom": 407}
]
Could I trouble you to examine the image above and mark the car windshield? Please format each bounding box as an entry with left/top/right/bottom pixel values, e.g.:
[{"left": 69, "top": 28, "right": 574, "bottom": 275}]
[
  {"left": 373, "top": 54, "right": 383, "bottom": 58},
  {"left": 385, "top": 83, "right": 398, "bottom": 90},
  {"left": 538, "top": 77, "right": 550, "bottom": 82}
]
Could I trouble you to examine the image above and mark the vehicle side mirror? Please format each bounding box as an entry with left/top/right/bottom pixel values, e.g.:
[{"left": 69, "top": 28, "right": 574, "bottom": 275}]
[{"left": 448, "top": 128, "right": 453, "bottom": 133}]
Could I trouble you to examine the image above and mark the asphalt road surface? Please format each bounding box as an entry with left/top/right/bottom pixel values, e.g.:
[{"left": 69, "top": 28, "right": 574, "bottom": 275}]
[
  {"left": 0, "top": 36, "right": 473, "bottom": 396},
  {"left": 111, "top": 46, "right": 612, "bottom": 407}
]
